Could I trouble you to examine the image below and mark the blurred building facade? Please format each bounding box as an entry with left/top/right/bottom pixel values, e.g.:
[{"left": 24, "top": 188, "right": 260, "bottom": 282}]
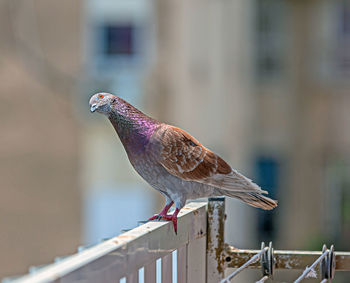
[
  {"left": 1, "top": 0, "right": 350, "bottom": 280},
  {"left": 0, "top": 0, "right": 81, "bottom": 278},
  {"left": 253, "top": 0, "right": 350, "bottom": 252}
]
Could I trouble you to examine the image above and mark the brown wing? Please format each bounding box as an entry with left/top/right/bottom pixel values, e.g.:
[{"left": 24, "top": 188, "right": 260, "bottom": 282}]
[{"left": 156, "top": 126, "right": 265, "bottom": 193}]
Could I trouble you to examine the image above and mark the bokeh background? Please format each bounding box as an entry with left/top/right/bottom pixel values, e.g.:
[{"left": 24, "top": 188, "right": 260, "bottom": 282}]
[{"left": 0, "top": 0, "right": 350, "bottom": 281}]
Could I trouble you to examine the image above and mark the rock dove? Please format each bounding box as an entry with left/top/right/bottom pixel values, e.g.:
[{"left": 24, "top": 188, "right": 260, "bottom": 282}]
[{"left": 89, "top": 93, "right": 277, "bottom": 233}]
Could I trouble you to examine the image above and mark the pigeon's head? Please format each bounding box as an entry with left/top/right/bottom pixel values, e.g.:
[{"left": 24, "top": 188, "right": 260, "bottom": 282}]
[{"left": 89, "top": 93, "right": 115, "bottom": 115}]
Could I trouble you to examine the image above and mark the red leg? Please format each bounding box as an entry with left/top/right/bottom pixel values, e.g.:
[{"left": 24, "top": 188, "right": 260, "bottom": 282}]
[
  {"left": 171, "top": 208, "right": 179, "bottom": 234},
  {"left": 148, "top": 201, "right": 174, "bottom": 221}
]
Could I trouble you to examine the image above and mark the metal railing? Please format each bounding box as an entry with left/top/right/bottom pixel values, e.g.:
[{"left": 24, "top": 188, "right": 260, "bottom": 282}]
[
  {"left": 208, "top": 198, "right": 350, "bottom": 282},
  {"left": 2, "top": 198, "right": 350, "bottom": 283}
]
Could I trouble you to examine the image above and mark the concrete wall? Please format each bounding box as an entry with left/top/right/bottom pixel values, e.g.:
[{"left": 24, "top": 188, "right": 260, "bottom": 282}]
[{"left": 0, "top": 0, "right": 81, "bottom": 277}]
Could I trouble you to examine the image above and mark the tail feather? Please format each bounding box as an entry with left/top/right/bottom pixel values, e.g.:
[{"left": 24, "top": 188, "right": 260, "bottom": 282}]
[
  {"left": 219, "top": 190, "right": 278, "bottom": 210},
  {"left": 209, "top": 170, "right": 268, "bottom": 194}
]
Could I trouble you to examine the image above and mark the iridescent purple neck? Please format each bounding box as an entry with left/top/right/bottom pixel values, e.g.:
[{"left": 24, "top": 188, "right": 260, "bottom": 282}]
[{"left": 108, "top": 99, "right": 160, "bottom": 154}]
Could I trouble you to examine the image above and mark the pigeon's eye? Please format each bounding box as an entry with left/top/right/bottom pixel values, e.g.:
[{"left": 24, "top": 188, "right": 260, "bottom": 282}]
[{"left": 98, "top": 94, "right": 104, "bottom": 99}]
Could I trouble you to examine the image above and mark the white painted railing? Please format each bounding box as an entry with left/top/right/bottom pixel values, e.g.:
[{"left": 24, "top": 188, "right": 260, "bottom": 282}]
[
  {"left": 3, "top": 198, "right": 350, "bottom": 283},
  {"left": 9, "top": 202, "right": 207, "bottom": 283}
]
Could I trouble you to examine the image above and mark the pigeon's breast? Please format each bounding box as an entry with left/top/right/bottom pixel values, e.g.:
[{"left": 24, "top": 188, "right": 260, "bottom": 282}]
[{"left": 129, "top": 151, "right": 169, "bottom": 191}]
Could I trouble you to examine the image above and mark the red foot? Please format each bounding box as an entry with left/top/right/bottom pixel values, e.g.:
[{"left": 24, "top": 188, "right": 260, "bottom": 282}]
[
  {"left": 148, "top": 203, "right": 179, "bottom": 234},
  {"left": 148, "top": 201, "right": 174, "bottom": 221},
  {"left": 160, "top": 208, "right": 179, "bottom": 234},
  {"left": 148, "top": 209, "right": 179, "bottom": 234}
]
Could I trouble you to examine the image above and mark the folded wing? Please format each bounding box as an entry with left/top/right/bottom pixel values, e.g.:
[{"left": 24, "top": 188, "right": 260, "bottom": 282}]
[{"left": 156, "top": 125, "right": 266, "bottom": 194}]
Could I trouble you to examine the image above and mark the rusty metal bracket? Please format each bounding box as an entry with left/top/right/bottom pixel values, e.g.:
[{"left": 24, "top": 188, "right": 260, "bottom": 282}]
[{"left": 224, "top": 245, "right": 350, "bottom": 271}]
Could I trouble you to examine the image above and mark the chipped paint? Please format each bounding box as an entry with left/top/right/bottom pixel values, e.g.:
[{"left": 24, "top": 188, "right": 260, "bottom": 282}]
[{"left": 116, "top": 235, "right": 137, "bottom": 240}]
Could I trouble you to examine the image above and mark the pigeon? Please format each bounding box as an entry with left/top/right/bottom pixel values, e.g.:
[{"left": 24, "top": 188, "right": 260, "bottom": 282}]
[{"left": 89, "top": 93, "right": 277, "bottom": 233}]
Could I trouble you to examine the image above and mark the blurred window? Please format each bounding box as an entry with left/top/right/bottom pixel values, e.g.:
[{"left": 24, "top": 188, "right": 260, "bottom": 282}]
[
  {"left": 336, "top": 1, "right": 350, "bottom": 74},
  {"left": 254, "top": 156, "right": 280, "bottom": 242},
  {"left": 255, "top": 0, "right": 287, "bottom": 81},
  {"left": 103, "top": 24, "right": 134, "bottom": 56}
]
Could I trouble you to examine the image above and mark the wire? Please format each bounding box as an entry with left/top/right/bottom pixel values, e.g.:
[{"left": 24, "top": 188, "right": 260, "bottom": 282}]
[
  {"left": 220, "top": 247, "right": 268, "bottom": 283},
  {"left": 294, "top": 249, "right": 329, "bottom": 283}
]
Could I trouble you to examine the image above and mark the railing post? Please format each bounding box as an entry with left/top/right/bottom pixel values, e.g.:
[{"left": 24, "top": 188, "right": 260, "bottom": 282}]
[{"left": 207, "top": 197, "right": 226, "bottom": 283}]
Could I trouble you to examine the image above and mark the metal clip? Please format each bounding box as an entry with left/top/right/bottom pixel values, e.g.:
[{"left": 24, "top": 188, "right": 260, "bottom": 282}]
[
  {"left": 260, "top": 241, "right": 275, "bottom": 278},
  {"left": 321, "top": 244, "right": 335, "bottom": 280}
]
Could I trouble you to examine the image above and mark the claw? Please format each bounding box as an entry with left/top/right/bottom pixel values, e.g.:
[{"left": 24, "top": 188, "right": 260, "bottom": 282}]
[
  {"left": 172, "top": 215, "right": 178, "bottom": 234},
  {"left": 148, "top": 215, "right": 160, "bottom": 221}
]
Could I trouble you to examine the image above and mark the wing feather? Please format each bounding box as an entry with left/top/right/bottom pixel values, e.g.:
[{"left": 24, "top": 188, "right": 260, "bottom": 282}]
[{"left": 155, "top": 125, "right": 265, "bottom": 193}]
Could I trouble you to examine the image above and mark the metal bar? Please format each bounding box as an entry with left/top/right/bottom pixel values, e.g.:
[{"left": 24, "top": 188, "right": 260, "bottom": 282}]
[
  {"left": 11, "top": 202, "right": 207, "bottom": 283},
  {"left": 177, "top": 245, "right": 188, "bottom": 283},
  {"left": 162, "top": 253, "right": 172, "bottom": 283},
  {"left": 225, "top": 246, "right": 350, "bottom": 271},
  {"left": 144, "top": 262, "right": 156, "bottom": 283},
  {"left": 294, "top": 250, "right": 329, "bottom": 283},
  {"left": 207, "top": 197, "right": 226, "bottom": 283},
  {"left": 221, "top": 247, "right": 268, "bottom": 283}
]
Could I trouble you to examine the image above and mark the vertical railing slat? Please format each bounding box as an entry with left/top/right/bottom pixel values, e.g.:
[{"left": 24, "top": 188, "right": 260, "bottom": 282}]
[
  {"left": 187, "top": 236, "right": 206, "bottom": 283},
  {"left": 177, "top": 245, "right": 188, "bottom": 283},
  {"left": 162, "top": 253, "right": 173, "bottom": 283},
  {"left": 144, "top": 261, "right": 156, "bottom": 283},
  {"left": 126, "top": 270, "right": 138, "bottom": 283}
]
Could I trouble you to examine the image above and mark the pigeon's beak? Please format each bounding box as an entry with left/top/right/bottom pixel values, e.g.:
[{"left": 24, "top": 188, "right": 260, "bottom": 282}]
[{"left": 90, "top": 104, "right": 98, "bottom": 113}]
